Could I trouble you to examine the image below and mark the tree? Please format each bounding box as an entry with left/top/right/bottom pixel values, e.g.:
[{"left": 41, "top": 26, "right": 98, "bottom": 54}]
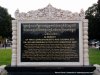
[
  {"left": 98, "top": 0, "right": 100, "bottom": 13},
  {"left": 0, "top": 6, "right": 12, "bottom": 38},
  {"left": 85, "top": 4, "right": 98, "bottom": 40},
  {"left": 85, "top": 0, "right": 100, "bottom": 40}
]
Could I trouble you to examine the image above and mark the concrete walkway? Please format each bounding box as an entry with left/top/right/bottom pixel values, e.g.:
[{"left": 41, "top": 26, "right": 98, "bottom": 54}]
[
  {"left": 0, "top": 65, "right": 7, "bottom": 75},
  {"left": 93, "top": 64, "right": 100, "bottom": 75}
]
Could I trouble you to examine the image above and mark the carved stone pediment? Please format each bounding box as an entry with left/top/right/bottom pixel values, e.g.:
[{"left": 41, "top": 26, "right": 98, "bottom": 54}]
[{"left": 15, "top": 4, "right": 85, "bottom": 20}]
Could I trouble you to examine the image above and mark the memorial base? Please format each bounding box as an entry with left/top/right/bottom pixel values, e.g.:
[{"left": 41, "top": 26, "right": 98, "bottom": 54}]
[{"left": 5, "top": 65, "right": 96, "bottom": 75}]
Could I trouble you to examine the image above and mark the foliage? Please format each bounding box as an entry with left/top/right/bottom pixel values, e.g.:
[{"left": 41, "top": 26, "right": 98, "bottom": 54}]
[
  {"left": 0, "top": 6, "right": 12, "bottom": 38},
  {"left": 85, "top": 0, "right": 100, "bottom": 40},
  {"left": 89, "top": 48, "right": 100, "bottom": 64},
  {"left": 0, "top": 49, "right": 12, "bottom": 65}
]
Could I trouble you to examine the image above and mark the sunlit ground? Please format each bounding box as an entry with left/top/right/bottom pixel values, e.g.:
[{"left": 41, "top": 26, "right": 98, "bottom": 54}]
[{"left": 0, "top": 49, "right": 11, "bottom": 65}]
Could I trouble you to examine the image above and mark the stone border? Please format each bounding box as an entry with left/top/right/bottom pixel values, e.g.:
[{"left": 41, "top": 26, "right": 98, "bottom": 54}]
[
  {"left": 16, "top": 20, "right": 83, "bottom": 66},
  {"left": 12, "top": 20, "right": 17, "bottom": 66},
  {"left": 83, "top": 19, "right": 89, "bottom": 65}
]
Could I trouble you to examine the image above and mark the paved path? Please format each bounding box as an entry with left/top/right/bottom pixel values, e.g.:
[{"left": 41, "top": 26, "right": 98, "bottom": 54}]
[
  {"left": 93, "top": 64, "right": 100, "bottom": 75},
  {"left": 0, "top": 65, "right": 7, "bottom": 75}
]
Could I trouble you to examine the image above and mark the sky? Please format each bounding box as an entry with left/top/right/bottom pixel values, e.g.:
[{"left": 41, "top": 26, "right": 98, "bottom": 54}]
[{"left": 0, "top": 0, "right": 98, "bottom": 18}]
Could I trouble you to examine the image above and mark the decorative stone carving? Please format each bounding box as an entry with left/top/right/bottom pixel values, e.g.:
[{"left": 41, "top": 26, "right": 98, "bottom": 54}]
[{"left": 15, "top": 4, "right": 85, "bottom": 20}]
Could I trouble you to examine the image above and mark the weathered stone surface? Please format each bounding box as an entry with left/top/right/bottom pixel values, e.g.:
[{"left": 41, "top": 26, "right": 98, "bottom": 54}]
[
  {"left": 0, "top": 65, "right": 7, "bottom": 75},
  {"left": 93, "top": 64, "right": 100, "bottom": 75}
]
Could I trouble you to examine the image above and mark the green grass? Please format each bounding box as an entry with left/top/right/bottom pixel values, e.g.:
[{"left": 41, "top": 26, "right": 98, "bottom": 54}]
[
  {"left": 89, "top": 48, "right": 100, "bottom": 65},
  {"left": 0, "top": 48, "right": 12, "bottom": 65}
]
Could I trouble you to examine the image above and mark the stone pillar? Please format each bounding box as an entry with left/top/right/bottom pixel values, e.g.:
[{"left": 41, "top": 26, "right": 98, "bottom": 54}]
[
  {"left": 11, "top": 20, "right": 17, "bottom": 66},
  {"left": 83, "top": 19, "right": 89, "bottom": 65}
]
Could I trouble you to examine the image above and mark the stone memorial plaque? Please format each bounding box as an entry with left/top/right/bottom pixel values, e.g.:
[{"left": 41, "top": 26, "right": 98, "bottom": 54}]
[
  {"left": 6, "top": 5, "right": 96, "bottom": 75},
  {"left": 21, "top": 23, "right": 79, "bottom": 62},
  {"left": 17, "top": 21, "right": 83, "bottom": 66},
  {"left": 9, "top": 5, "right": 96, "bottom": 75}
]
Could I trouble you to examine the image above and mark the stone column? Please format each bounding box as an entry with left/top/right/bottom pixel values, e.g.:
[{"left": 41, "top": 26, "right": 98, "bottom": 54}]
[
  {"left": 83, "top": 19, "right": 89, "bottom": 65},
  {"left": 11, "top": 20, "right": 17, "bottom": 66}
]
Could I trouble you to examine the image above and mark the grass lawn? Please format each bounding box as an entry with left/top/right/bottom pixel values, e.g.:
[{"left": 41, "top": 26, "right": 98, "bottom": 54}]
[
  {"left": 0, "top": 48, "right": 12, "bottom": 66},
  {"left": 89, "top": 48, "right": 100, "bottom": 65}
]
